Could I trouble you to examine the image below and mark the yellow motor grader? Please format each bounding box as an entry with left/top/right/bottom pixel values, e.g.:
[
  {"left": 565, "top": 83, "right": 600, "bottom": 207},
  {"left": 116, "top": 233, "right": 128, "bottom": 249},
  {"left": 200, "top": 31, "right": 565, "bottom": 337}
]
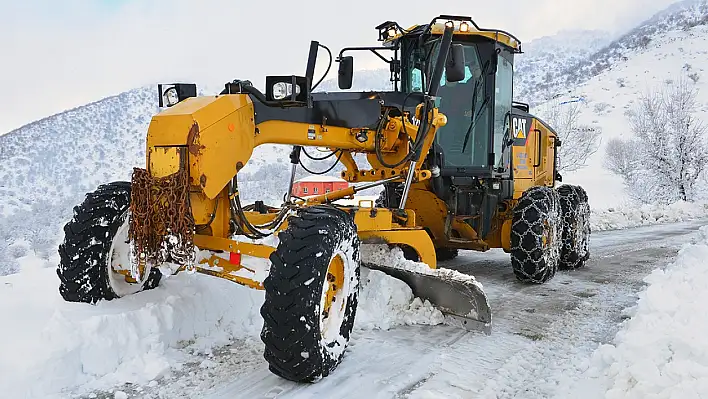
[{"left": 56, "top": 15, "right": 590, "bottom": 382}]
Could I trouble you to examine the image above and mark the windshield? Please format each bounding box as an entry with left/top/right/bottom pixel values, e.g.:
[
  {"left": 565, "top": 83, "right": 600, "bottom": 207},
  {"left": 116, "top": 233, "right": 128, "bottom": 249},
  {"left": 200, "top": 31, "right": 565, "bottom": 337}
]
[
  {"left": 435, "top": 44, "right": 489, "bottom": 168},
  {"left": 410, "top": 42, "right": 490, "bottom": 169},
  {"left": 494, "top": 54, "right": 513, "bottom": 170}
]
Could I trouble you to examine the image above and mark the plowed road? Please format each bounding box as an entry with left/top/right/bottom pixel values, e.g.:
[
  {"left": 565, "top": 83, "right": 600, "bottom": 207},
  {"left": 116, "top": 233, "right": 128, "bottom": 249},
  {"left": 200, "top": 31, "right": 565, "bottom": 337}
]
[{"left": 169, "top": 221, "right": 706, "bottom": 399}]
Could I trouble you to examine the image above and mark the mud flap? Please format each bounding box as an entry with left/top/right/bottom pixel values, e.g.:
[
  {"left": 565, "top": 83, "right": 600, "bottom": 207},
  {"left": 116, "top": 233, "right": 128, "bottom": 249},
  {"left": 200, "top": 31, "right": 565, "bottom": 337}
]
[{"left": 362, "top": 262, "right": 492, "bottom": 334}]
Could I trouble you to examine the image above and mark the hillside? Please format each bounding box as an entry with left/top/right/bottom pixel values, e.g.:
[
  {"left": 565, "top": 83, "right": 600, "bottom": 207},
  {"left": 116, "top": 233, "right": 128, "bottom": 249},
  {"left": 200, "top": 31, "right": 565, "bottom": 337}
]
[
  {"left": 553, "top": 21, "right": 708, "bottom": 209},
  {"left": 552, "top": 0, "right": 708, "bottom": 98},
  {"left": 0, "top": 88, "right": 156, "bottom": 275},
  {"left": 514, "top": 29, "right": 614, "bottom": 104},
  {"left": 0, "top": 87, "right": 310, "bottom": 276}
]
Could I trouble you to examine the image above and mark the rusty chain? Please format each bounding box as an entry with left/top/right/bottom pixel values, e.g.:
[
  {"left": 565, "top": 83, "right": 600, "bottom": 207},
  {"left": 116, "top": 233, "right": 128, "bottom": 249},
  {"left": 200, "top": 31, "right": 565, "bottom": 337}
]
[{"left": 129, "top": 167, "right": 195, "bottom": 269}]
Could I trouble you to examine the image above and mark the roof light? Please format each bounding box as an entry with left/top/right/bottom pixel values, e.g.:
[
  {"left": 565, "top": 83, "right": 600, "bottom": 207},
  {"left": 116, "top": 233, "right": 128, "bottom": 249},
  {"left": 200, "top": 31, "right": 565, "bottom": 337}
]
[
  {"left": 445, "top": 20, "right": 454, "bottom": 28},
  {"left": 387, "top": 26, "right": 397, "bottom": 37},
  {"left": 460, "top": 22, "right": 470, "bottom": 32}
]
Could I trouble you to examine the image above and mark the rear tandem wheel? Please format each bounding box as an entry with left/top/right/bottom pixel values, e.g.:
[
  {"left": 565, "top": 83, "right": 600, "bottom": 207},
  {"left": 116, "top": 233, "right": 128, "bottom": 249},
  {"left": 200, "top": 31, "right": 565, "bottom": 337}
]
[{"left": 509, "top": 186, "right": 563, "bottom": 284}]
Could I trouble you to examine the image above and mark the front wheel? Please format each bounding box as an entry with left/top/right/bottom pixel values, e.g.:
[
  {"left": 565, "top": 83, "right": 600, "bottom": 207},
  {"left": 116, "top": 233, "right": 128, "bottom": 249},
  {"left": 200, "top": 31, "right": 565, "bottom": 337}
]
[
  {"left": 260, "top": 205, "right": 361, "bottom": 382},
  {"left": 57, "top": 182, "right": 162, "bottom": 304}
]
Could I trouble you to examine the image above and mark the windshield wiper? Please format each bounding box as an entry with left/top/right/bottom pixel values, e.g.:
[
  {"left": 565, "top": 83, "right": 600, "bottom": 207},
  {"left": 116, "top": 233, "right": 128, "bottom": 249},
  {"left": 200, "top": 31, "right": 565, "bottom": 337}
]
[
  {"left": 460, "top": 60, "right": 491, "bottom": 154},
  {"left": 461, "top": 95, "right": 491, "bottom": 153},
  {"left": 495, "top": 111, "right": 514, "bottom": 170}
]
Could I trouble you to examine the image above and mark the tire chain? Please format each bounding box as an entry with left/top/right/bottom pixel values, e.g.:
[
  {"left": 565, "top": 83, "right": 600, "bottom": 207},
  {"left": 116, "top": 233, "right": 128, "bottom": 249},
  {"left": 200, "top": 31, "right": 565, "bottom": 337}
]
[
  {"left": 510, "top": 186, "right": 563, "bottom": 283},
  {"left": 557, "top": 185, "right": 590, "bottom": 269},
  {"left": 129, "top": 167, "right": 195, "bottom": 269}
]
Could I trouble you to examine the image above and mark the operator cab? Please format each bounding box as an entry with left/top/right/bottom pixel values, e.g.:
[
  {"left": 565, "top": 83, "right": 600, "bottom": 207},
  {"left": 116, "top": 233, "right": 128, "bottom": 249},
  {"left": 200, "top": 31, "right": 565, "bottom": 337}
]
[{"left": 335, "top": 16, "right": 522, "bottom": 180}]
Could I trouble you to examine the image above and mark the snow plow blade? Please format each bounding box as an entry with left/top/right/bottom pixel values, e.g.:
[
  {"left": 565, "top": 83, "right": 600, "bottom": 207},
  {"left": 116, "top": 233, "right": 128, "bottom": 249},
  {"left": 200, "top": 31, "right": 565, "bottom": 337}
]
[{"left": 363, "top": 262, "right": 492, "bottom": 334}]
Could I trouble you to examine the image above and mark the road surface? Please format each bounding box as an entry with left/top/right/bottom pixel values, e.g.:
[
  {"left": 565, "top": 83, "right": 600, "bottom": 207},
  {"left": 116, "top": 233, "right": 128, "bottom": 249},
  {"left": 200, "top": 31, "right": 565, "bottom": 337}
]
[{"left": 90, "top": 220, "right": 707, "bottom": 399}]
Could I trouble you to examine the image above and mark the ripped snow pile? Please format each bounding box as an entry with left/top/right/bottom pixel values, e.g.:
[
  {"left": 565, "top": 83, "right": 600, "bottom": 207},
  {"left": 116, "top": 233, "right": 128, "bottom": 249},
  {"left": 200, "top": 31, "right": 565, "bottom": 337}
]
[
  {"left": 585, "top": 225, "right": 708, "bottom": 398},
  {"left": 356, "top": 244, "right": 447, "bottom": 330},
  {"left": 0, "top": 268, "right": 264, "bottom": 399},
  {"left": 591, "top": 200, "right": 708, "bottom": 232},
  {"left": 0, "top": 244, "right": 446, "bottom": 398},
  {"left": 356, "top": 268, "right": 444, "bottom": 330}
]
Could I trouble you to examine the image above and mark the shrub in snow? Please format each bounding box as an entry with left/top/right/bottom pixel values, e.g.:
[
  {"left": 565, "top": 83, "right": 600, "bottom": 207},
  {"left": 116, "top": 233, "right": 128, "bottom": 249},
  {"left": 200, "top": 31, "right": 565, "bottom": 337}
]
[
  {"left": 533, "top": 98, "right": 602, "bottom": 172},
  {"left": 0, "top": 242, "right": 20, "bottom": 276}
]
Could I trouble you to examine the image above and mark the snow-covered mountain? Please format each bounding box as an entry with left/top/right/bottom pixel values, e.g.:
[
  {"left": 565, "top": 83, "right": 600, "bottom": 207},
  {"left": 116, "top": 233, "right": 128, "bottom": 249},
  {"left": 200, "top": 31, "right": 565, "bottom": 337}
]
[
  {"left": 0, "top": 86, "right": 307, "bottom": 276},
  {"left": 514, "top": 29, "right": 614, "bottom": 104},
  {"left": 553, "top": 0, "right": 708, "bottom": 97},
  {"left": 0, "top": 88, "right": 156, "bottom": 275},
  {"left": 550, "top": 18, "right": 708, "bottom": 209}
]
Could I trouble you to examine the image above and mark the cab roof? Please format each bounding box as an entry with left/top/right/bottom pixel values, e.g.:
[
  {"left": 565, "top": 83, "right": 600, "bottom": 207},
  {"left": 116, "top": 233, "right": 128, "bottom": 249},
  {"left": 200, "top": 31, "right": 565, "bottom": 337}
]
[{"left": 377, "top": 16, "right": 522, "bottom": 53}]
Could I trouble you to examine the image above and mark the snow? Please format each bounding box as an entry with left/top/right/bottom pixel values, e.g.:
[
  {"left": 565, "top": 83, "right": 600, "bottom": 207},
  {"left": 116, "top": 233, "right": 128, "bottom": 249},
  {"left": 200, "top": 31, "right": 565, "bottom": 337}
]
[
  {"left": 570, "top": 225, "right": 708, "bottom": 398},
  {"left": 0, "top": 245, "right": 448, "bottom": 398},
  {"left": 0, "top": 268, "right": 264, "bottom": 399},
  {"left": 1, "top": 1, "right": 708, "bottom": 397},
  {"left": 553, "top": 21, "right": 708, "bottom": 209},
  {"left": 356, "top": 268, "right": 444, "bottom": 330},
  {"left": 591, "top": 200, "right": 708, "bottom": 231}
]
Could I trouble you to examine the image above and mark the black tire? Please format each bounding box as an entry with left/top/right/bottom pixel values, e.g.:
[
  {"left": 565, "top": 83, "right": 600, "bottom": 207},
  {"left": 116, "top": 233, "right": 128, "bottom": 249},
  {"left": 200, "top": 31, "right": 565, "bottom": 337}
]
[
  {"left": 260, "top": 205, "right": 361, "bottom": 382},
  {"left": 510, "top": 186, "right": 563, "bottom": 284},
  {"left": 436, "top": 248, "right": 459, "bottom": 261},
  {"left": 557, "top": 184, "right": 591, "bottom": 270},
  {"left": 57, "top": 181, "right": 162, "bottom": 304}
]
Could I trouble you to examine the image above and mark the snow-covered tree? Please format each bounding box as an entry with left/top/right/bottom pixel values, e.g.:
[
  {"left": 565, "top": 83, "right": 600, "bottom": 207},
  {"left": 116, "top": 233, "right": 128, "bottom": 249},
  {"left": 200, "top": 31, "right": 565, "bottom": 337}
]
[
  {"left": 535, "top": 98, "right": 602, "bottom": 172},
  {"left": 604, "top": 137, "right": 639, "bottom": 178},
  {"left": 605, "top": 77, "right": 708, "bottom": 203}
]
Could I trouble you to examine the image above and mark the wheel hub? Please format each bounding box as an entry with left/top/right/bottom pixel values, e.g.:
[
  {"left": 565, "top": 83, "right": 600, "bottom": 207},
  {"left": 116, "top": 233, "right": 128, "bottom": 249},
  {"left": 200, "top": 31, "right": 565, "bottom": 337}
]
[{"left": 320, "top": 253, "right": 347, "bottom": 341}]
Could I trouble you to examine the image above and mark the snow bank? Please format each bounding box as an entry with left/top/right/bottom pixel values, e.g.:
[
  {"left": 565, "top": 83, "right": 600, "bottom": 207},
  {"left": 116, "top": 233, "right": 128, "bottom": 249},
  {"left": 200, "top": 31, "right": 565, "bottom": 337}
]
[
  {"left": 0, "top": 269, "right": 264, "bottom": 398},
  {"left": 0, "top": 245, "right": 445, "bottom": 398},
  {"left": 586, "top": 225, "right": 708, "bottom": 398},
  {"left": 591, "top": 200, "right": 708, "bottom": 232}
]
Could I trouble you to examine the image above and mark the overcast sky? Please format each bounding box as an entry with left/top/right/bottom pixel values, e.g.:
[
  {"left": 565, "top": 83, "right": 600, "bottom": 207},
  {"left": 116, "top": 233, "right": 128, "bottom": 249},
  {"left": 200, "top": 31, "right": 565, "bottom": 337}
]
[{"left": 0, "top": 0, "right": 680, "bottom": 133}]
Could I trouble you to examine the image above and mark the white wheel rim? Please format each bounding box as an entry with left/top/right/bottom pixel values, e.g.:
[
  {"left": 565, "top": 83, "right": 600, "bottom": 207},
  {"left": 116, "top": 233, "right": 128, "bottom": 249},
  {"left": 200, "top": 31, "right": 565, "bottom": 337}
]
[
  {"left": 107, "top": 211, "right": 151, "bottom": 297},
  {"left": 319, "top": 249, "right": 353, "bottom": 344}
]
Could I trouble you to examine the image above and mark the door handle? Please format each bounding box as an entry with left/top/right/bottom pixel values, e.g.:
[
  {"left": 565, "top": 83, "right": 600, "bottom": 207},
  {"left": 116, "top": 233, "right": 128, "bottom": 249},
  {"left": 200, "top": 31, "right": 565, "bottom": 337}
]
[{"left": 533, "top": 129, "right": 542, "bottom": 167}]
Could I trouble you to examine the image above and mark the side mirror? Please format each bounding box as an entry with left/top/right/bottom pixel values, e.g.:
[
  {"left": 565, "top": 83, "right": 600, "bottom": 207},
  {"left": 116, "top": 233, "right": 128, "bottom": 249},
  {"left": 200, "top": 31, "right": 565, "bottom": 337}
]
[
  {"left": 445, "top": 44, "right": 466, "bottom": 83},
  {"left": 338, "top": 56, "right": 354, "bottom": 89}
]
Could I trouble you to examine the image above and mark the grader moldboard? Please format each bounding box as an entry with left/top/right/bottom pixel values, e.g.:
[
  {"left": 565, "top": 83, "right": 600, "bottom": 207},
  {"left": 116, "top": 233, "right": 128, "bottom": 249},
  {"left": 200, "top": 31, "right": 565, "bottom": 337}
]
[{"left": 57, "top": 15, "right": 591, "bottom": 382}]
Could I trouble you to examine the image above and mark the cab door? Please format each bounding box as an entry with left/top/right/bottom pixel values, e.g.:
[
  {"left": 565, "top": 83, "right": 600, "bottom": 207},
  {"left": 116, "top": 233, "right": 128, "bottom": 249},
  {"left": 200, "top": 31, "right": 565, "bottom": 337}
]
[{"left": 531, "top": 121, "right": 556, "bottom": 187}]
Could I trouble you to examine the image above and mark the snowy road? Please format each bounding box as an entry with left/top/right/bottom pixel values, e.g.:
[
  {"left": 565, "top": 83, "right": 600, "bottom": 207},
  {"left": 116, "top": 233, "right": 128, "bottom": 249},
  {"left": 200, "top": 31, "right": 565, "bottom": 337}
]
[{"left": 184, "top": 220, "right": 707, "bottom": 399}]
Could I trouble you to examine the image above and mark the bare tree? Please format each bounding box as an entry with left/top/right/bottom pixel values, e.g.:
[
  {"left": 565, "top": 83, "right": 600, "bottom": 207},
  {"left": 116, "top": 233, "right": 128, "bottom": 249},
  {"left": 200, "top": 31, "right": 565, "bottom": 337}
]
[
  {"left": 604, "top": 137, "right": 639, "bottom": 178},
  {"left": 605, "top": 77, "right": 708, "bottom": 203},
  {"left": 535, "top": 98, "right": 602, "bottom": 172}
]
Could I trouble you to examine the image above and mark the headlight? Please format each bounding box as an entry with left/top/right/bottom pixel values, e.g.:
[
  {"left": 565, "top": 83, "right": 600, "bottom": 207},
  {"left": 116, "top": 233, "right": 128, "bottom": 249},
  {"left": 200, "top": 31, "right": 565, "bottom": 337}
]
[
  {"left": 272, "top": 82, "right": 301, "bottom": 100},
  {"left": 164, "top": 87, "right": 180, "bottom": 106}
]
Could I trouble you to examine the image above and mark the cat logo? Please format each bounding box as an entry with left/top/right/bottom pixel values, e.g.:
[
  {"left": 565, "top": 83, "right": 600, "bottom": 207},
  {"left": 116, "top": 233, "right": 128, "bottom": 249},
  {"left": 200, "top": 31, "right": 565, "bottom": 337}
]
[{"left": 513, "top": 117, "right": 527, "bottom": 139}]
